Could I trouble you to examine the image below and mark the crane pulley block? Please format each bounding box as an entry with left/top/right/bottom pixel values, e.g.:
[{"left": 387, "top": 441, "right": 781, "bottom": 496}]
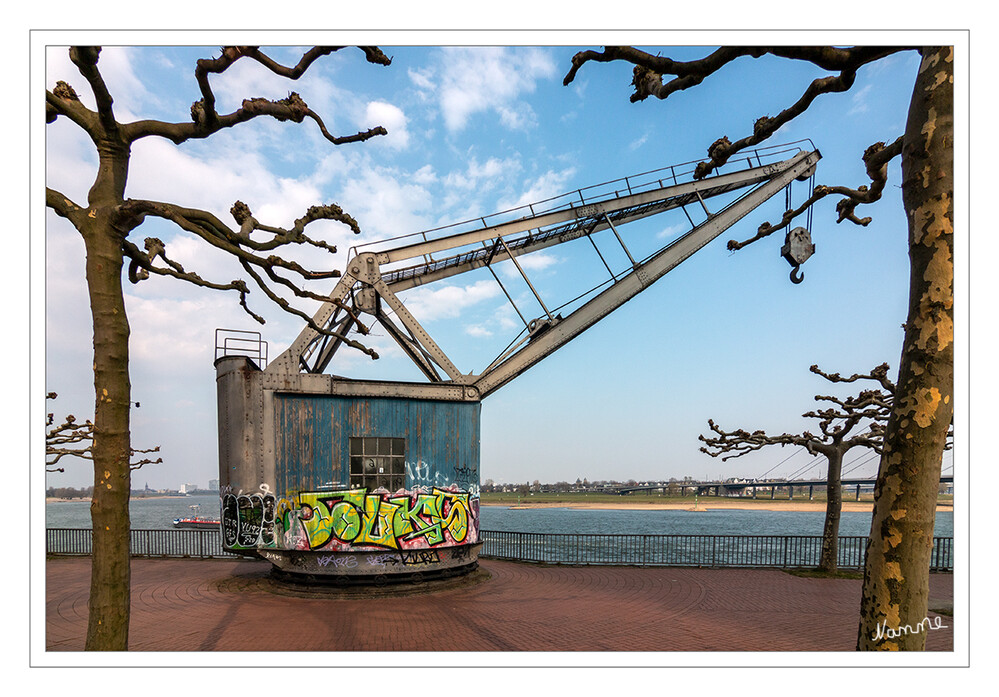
[{"left": 781, "top": 226, "right": 816, "bottom": 285}]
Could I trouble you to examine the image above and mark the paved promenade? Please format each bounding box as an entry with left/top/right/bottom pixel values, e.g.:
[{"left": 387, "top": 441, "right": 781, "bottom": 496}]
[{"left": 45, "top": 557, "right": 953, "bottom": 652}]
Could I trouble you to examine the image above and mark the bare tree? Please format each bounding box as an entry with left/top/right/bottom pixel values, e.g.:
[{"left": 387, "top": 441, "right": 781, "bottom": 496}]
[
  {"left": 699, "top": 364, "right": 894, "bottom": 572},
  {"left": 564, "top": 45, "right": 953, "bottom": 650},
  {"left": 47, "top": 392, "right": 162, "bottom": 473},
  {"left": 45, "top": 45, "right": 390, "bottom": 650}
]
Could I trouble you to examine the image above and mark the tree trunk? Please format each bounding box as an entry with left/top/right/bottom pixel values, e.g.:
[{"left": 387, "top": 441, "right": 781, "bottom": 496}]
[
  {"left": 857, "top": 46, "right": 954, "bottom": 651},
  {"left": 82, "top": 214, "right": 132, "bottom": 650},
  {"left": 818, "top": 449, "right": 843, "bottom": 573},
  {"left": 81, "top": 134, "right": 134, "bottom": 650}
]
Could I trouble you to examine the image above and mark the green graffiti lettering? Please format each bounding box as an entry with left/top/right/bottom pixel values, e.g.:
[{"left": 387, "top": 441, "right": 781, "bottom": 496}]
[
  {"left": 329, "top": 501, "right": 361, "bottom": 541},
  {"left": 291, "top": 487, "right": 478, "bottom": 551},
  {"left": 443, "top": 491, "right": 470, "bottom": 542},
  {"left": 355, "top": 495, "right": 400, "bottom": 548}
]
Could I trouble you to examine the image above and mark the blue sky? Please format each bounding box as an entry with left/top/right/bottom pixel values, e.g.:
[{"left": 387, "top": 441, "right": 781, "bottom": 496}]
[{"left": 43, "top": 39, "right": 961, "bottom": 491}]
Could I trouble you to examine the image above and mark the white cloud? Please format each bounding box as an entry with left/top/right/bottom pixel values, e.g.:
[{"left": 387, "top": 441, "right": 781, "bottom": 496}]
[
  {"left": 496, "top": 251, "right": 560, "bottom": 281},
  {"left": 398, "top": 279, "right": 501, "bottom": 322},
  {"left": 848, "top": 84, "right": 874, "bottom": 116},
  {"left": 336, "top": 163, "right": 434, "bottom": 239},
  {"left": 465, "top": 325, "right": 493, "bottom": 338},
  {"left": 517, "top": 252, "right": 559, "bottom": 271},
  {"left": 412, "top": 164, "right": 437, "bottom": 185},
  {"left": 408, "top": 66, "right": 435, "bottom": 91},
  {"left": 499, "top": 167, "right": 577, "bottom": 211},
  {"left": 365, "top": 101, "right": 410, "bottom": 150},
  {"left": 434, "top": 47, "right": 557, "bottom": 132},
  {"left": 629, "top": 133, "right": 650, "bottom": 151},
  {"left": 656, "top": 222, "right": 688, "bottom": 240},
  {"left": 444, "top": 155, "right": 521, "bottom": 191}
]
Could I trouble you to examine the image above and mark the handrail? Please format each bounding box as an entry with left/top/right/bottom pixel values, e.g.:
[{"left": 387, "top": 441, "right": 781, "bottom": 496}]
[
  {"left": 347, "top": 139, "right": 817, "bottom": 259},
  {"left": 45, "top": 528, "right": 952, "bottom": 571},
  {"left": 214, "top": 328, "right": 268, "bottom": 369}
]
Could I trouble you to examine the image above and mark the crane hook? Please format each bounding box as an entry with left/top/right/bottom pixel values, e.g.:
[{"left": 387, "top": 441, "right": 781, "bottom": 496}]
[{"left": 789, "top": 265, "right": 805, "bottom": 284}]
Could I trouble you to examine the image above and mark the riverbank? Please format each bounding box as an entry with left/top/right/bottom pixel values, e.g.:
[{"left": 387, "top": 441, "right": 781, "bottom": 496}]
[
  {"left": 46, "top": 495, "right": 196, "bottom": 503},
  {"left": 486, "top": 500, "right": 955, "bottom": 513}
]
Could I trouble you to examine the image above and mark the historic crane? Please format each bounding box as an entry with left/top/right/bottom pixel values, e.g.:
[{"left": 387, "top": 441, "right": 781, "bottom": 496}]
[{"left": 215, "top": 142, "right": 820, "bottom": 582}]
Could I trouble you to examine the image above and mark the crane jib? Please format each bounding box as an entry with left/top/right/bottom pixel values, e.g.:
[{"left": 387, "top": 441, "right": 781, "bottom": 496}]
[{"left": 266, "top": 148, "right": 821, "bottom": 395}]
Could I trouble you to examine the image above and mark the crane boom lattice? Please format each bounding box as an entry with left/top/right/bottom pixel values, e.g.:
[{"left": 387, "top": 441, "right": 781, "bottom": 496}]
[{"left": 268, "top": 144, "right": 821, "bottom": 401}]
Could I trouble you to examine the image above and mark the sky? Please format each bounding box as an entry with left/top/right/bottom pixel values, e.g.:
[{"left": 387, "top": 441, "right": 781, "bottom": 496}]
[{"left": 40, "top": 35, "right": 965, "bottom": 492}]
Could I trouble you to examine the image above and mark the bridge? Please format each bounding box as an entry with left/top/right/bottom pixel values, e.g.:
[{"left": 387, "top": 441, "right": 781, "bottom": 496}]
[{"left": 609, "top": 475, "right": 954, "bottom": 501}]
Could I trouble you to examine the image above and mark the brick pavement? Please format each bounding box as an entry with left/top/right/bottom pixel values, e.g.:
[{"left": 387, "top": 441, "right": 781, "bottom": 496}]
[{"left": 45, "top": 557, "right": 953, "bottom": 652}]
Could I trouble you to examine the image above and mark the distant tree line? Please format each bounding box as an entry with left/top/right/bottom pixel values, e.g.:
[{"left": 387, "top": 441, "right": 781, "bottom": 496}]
[
  {"left": 47, "top": 486, "right": 94, "bottom": 499},
  {"left": 481, "top": 477, "right": 707, "bottom": 496}
]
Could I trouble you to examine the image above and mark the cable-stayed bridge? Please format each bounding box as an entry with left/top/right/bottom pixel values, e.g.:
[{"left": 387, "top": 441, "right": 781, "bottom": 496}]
[{"left": 609, "top": 475, "right": 954, "bottom": 499}]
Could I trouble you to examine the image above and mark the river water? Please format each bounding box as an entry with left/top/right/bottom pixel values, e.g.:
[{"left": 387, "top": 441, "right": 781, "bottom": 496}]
[{"left": 45, "top": 494, "right": 954, "bottom": 538}]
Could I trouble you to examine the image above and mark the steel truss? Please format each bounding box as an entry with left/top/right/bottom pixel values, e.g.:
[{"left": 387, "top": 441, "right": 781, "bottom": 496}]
[{"left": 267, "top": 144, "right": 821, "bottom": 401}]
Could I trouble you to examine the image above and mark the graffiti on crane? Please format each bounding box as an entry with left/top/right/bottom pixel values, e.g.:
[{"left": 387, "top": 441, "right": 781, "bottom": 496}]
[
  {"left": 222, "top": 485, "right": 477, "bottom": 553},
  {"left": 291, "top": 486, "right": 476, "bottom": 552},
  {"left": 221, "top": 488, "right": 276, "bottom": 549}
]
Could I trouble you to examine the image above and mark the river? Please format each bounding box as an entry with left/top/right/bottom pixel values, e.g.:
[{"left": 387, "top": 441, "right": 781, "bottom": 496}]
[{"left": 45, "top": 494, "right": 954, "bottom": 538}]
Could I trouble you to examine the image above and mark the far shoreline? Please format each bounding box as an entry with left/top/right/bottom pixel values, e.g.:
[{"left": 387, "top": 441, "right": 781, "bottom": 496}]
[
  {"left": 481, "top": 500, "right": 955, "bottom": 513},
  {"left": 45, "top": 497, "right": 954, "bottom": 514},
  {"left": 46, "top": 495, "right": 207, "bottom": 503}
]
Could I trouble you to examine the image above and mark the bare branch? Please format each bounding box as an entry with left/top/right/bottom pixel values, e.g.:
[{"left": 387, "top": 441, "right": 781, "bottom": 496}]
[
  {"left": 67, "top": 46, "right": 119, "bottom": 134},
  {"left": 727, "top": 138, "right": 904, "bottom": 251},
  {"left": 123, "top": 46, "right": 391, "bottom": 145},
  {"left": 46, "top": 187, "right": 89, "bottom": 227},
  {"left": 809, "top": 362, "right": 896, "bottom": 393},
  {"left": 46, "top": 393, "right": 162, "bottom": 471},
  {"left": 699, "top": 364, "right": 897, "bottom": 465},
  {"left": 118, "top": 198, "right": 378, "bottom": 358},
  {"left": 129, "top": 446, "right": 163, "bottom": 471},
  {"left": 563, "top": 46, "right": 914, "bottom": 259},
  {"left": 699, "top": 418, "right": 810, "bottom": 461},
  {"left": 46, "top": 392, "right": 94, "bottom": 469},
  {"left": 46, "top": 81, "right": 96, "bottom": 133}
]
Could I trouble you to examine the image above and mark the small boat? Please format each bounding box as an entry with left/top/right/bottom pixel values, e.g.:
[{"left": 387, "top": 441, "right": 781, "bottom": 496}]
[{"left": 172, "top": 504, "right": 220, "bottom": 529}]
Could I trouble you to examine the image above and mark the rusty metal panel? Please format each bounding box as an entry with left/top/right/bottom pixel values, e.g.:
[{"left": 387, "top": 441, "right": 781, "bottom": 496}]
[
  {"left": 215, "top": 356, "right": 263, "bottom": 493},
  {"left": 273, "top": 394, "right": 480, "bottom": 495}
]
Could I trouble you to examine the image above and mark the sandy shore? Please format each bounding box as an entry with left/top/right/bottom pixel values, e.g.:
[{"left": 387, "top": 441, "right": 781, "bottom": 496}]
[{"left": 486, "top": 501, "right": 955, "bottom": 513}]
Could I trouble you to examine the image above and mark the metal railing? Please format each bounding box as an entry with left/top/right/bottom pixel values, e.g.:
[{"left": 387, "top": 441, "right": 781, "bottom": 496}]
[
  {"left": 480, "top": 532, "right": 954, "bottom": 571},
  {"left": 46, "top": 528, "right": 954, "bottom": 571},
  {"left": 47, "top": 528, "right": 242, "bottom": 559},
  {"left": 215, "top": 328, "right": 268, "bottom": 369}
]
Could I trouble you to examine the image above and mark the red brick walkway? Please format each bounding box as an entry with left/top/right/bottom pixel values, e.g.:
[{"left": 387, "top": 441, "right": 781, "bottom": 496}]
[{"left": 45, "top": 557, "right": 953, "bottom": 652}]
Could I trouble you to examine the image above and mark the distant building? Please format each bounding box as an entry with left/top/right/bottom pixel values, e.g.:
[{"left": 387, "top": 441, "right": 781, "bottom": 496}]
[
  {"left": 208, "top": 479, "right": 219, "bottom": 491},
  {"left": 179, "top": 482, "right": 198, "bottom": 494}
]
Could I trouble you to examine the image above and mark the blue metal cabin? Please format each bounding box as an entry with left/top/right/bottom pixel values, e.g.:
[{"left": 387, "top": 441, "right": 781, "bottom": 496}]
[{"left": 216, "top": 354, "right": 482, "bottom": 579}]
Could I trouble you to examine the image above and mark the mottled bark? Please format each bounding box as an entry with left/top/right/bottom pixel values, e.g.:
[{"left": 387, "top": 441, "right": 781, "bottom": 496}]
[
  {"left": 818, "top": 447, "right": 844, "bottom": 572},
  {"left": 77, "top": 120, "right": 135, "bottom": 650},
  {"left": 857, "top": 47, "right": 954, "bottom": 651}
]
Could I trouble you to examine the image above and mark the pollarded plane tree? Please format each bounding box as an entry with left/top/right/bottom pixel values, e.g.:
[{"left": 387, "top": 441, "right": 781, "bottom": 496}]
[
  {"left": 564, "top": 45, "right": 953, "bottom": 651},
  {"left": 699, "top": 364, "right": 895, "bottom": 573},
  {"left": 46, "top": 392, "right": 161, "bottom": 474},
  {"left": 45, "top": 45, "right": 390, "bottom": 651}
]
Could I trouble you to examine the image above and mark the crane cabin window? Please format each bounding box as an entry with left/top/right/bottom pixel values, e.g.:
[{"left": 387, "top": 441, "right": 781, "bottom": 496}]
[{"left": 348, "top": 437, "right": 406, "bottom": 491}]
